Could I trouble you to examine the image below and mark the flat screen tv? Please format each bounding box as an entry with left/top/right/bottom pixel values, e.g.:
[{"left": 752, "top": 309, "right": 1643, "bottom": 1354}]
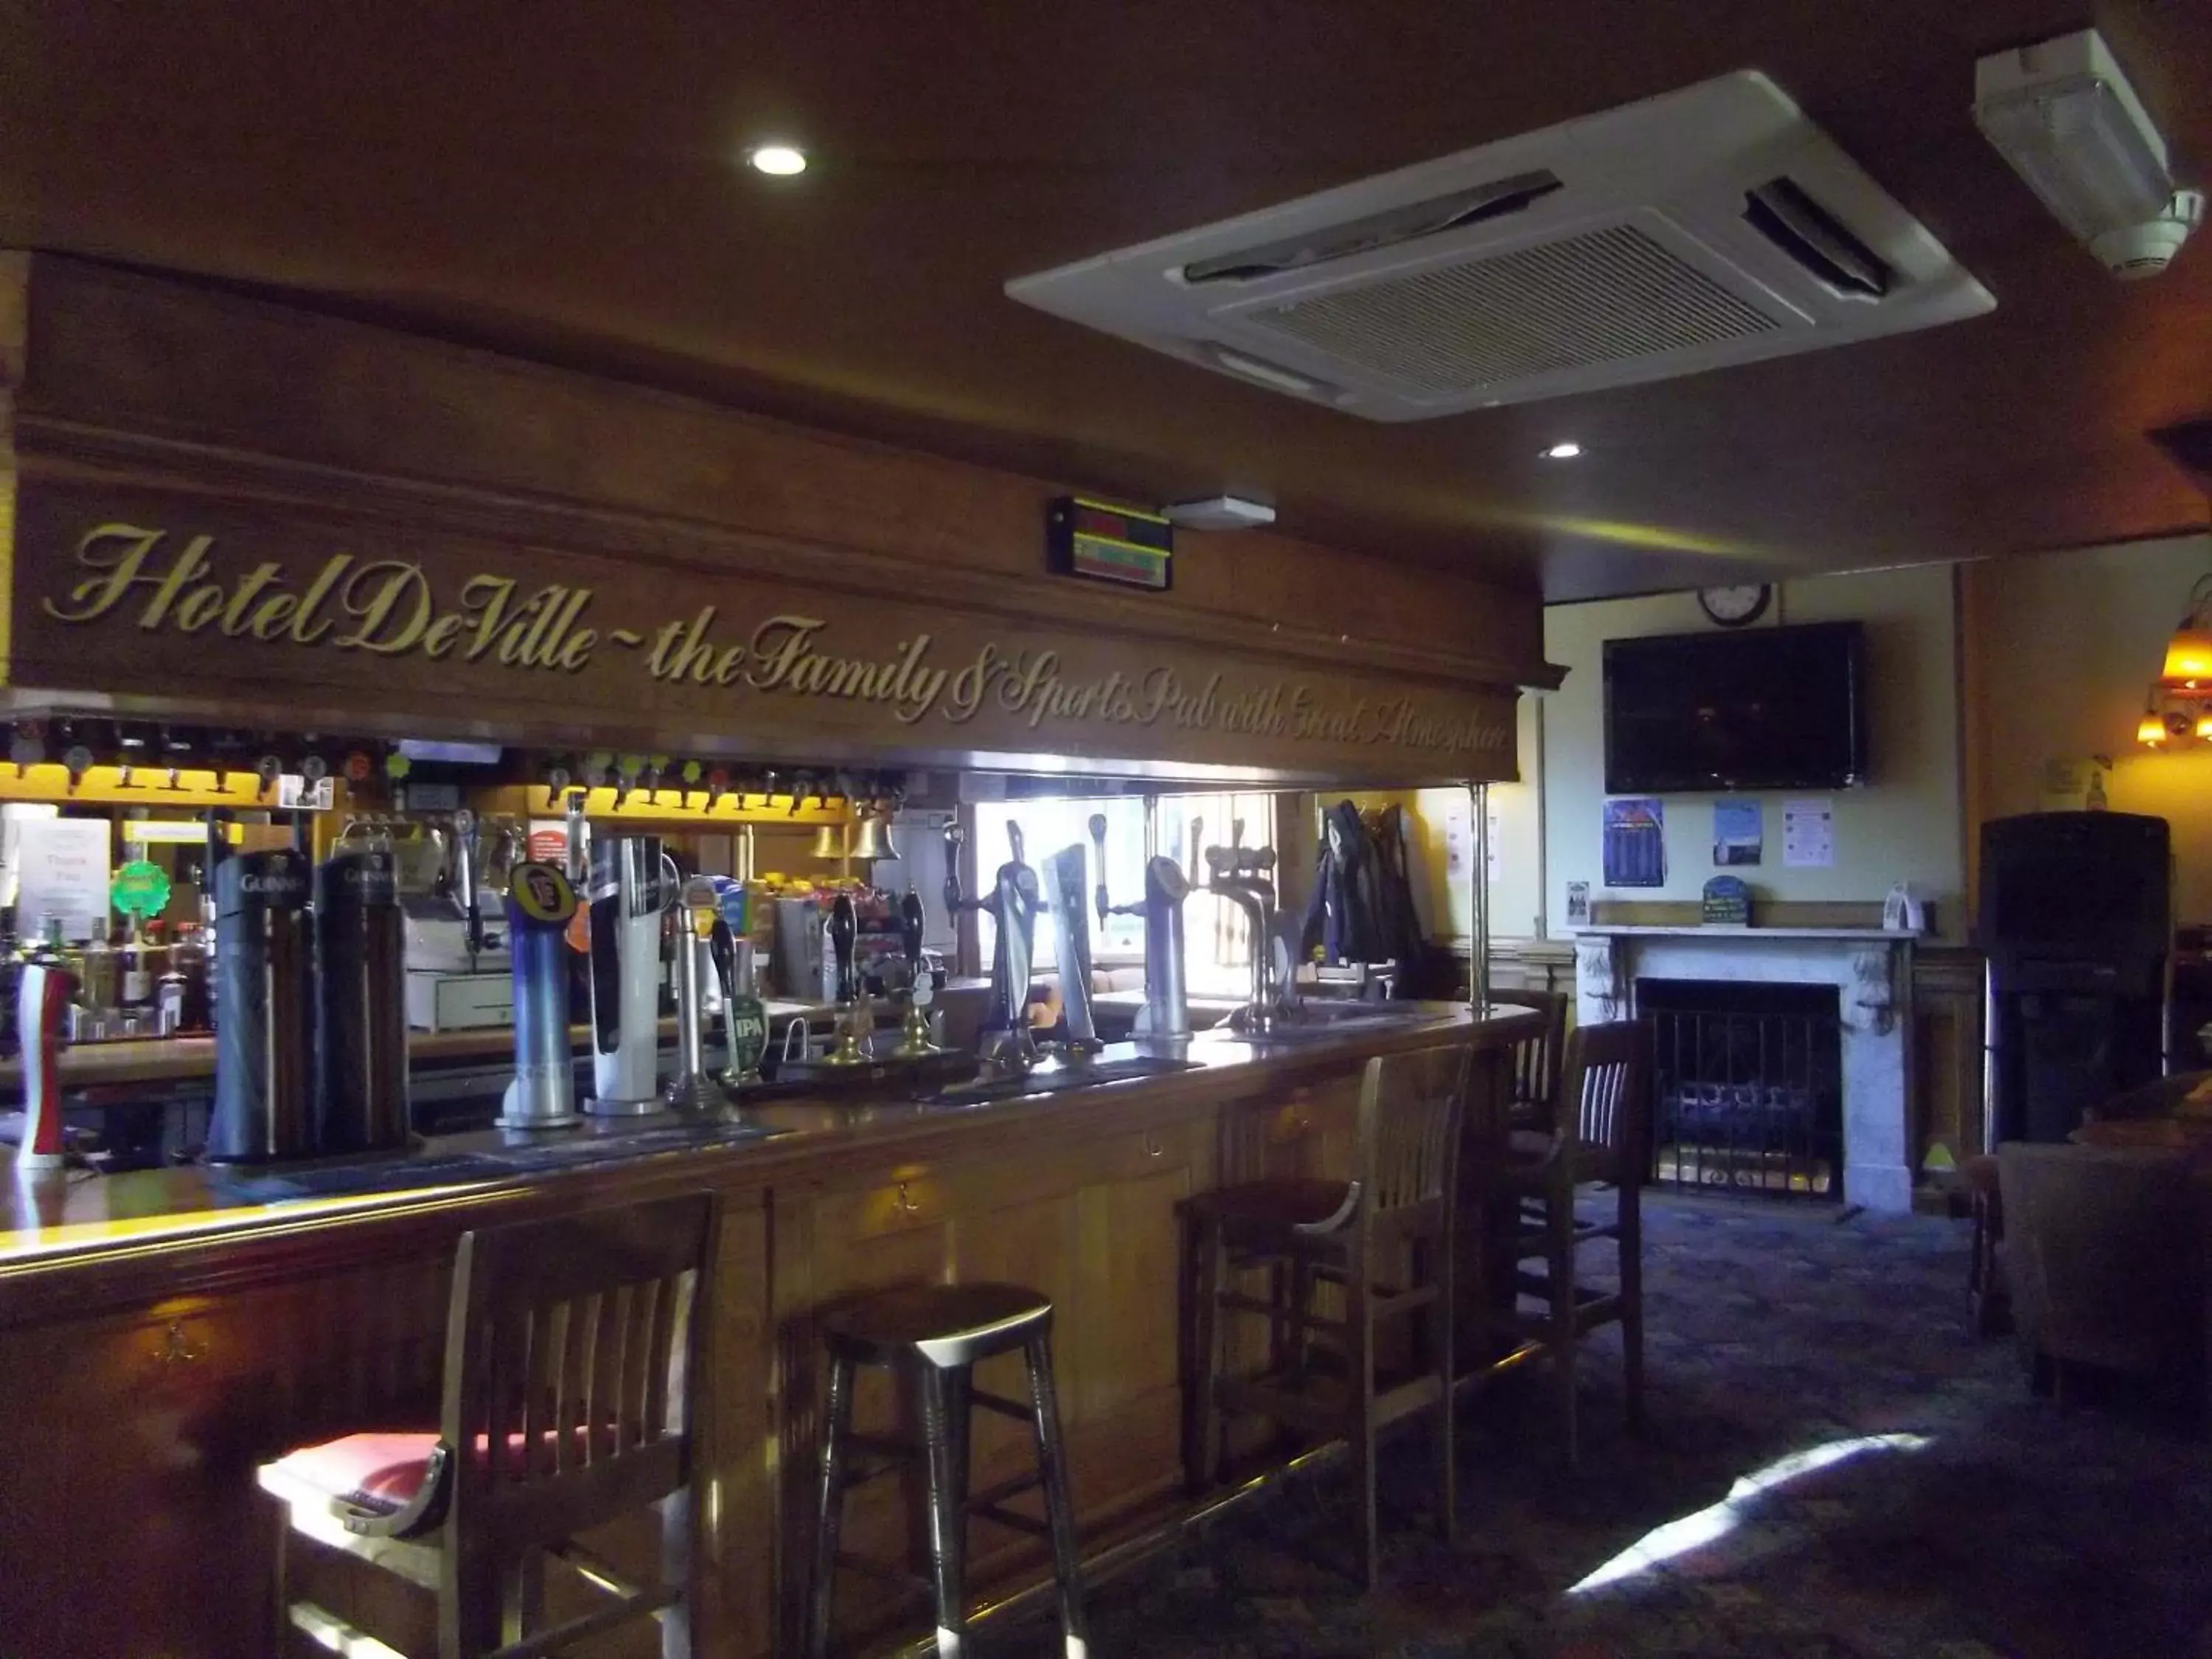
[{"left": 1603, "top": 621, "right": 1868, "bottom": 793}]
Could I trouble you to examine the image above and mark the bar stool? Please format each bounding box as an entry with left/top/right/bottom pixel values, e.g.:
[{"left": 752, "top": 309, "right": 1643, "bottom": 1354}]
[
  {"left": 1486, "top": 987, "right": 1568, "bottom": 1133},
  {"left": 256, "top": 1191, "right": 716, "bottom": 1658},
  {"left": 1465, "top": 1019, "right": 1652, "bottom": 1469},
  {"left": 1184, "top": 1043, "right": 1471, "bottom": 1589},
  {"left": 805, "top": 1281, "right": 1087, "bottom": 1658}
]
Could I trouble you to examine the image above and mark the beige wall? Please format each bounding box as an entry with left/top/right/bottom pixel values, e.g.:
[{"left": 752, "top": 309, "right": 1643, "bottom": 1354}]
[
  {"left": 1345, "top": 691, "right": 1545, "bottom": 947},
  {"left": 1540, "top": 563, "right": 1968, "bottom": 941},
  {"left": 1966, "top": 532, "right": 2212, "bottom": 923}
]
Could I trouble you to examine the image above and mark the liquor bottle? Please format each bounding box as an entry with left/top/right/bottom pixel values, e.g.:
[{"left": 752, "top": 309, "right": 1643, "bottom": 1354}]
[
  {"left": 118, "top": 917, "right": 151, "bottom": 1008},
  {"left": 77, "top": 928, "right": 116, "bottom": 1014}
]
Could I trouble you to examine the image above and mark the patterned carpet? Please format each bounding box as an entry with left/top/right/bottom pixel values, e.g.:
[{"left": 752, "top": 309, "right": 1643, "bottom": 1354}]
[{"left": 1001, "top": 1194, "right": 2212, "bottom": 1658}]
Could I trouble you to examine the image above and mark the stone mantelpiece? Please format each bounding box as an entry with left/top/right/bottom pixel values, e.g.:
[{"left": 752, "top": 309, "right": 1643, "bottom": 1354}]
[{"left": 1573, "top": 925, "right": 1920, "bottom": 1212}]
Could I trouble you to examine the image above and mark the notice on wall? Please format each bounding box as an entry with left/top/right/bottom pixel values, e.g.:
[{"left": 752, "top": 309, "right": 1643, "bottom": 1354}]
[
  {"left": 1601, "top": 796, "right": 1666, "bottom": 888},
  {"left": 1487, "top": 805, "right": 1503, "bottom": 883},
  {"left": 2039, "top": 757, "right": 2111, "bottom": 813},
  {"left": 15, "top": 817, "right": 112, "bottom": 938},
  {"left": 1443, "top": 797, "right": 1471, "bottom": 881},
  {"left": 1712, "top": 798, "right": 1763, "bottom": 866},
  {"left": 1781, "top": 797, "right": 1836, "bottom": 869},
  {"left": 1565, "top": 880, "right": 1591, "bottom": 927}
]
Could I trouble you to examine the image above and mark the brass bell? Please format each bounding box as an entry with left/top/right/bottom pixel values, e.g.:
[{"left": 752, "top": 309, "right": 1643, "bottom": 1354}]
[
  {"left": 849, "top": 812, "right": 899, "bottom": 863},
  {"left": 808, "top": 824, "right": 846, "bottom": 861}
]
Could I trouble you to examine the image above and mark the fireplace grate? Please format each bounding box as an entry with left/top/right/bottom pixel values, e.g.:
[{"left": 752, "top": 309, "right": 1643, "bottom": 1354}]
[{"left": 1641, "top": 982, "right": 1843, "bottom": 1202}]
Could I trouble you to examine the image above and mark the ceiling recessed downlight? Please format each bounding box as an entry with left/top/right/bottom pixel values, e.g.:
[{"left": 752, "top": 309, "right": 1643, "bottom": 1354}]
[
  {"left": 745, "top": 143, "right": 809, "bottom": 178},
  {"left": 1542, "top": 441, "right": 1584, "bottom": 460}
]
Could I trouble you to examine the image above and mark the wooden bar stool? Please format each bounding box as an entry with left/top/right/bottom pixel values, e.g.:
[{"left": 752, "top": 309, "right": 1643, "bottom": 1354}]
[
  {"left": 1466, "top": 1019, "right": 1652, "bottom": 1468},
  {"left": 256, "top": 1191, "right": 717, "bottom": 1658},
  {"left": 804, "top": 1281, "right": 1087, "bottom": 1658},
  {"left": 1184, "top": 1043, "right": 1471, "bottom": 1589},
  {"left": 1486, "top": 988, "right": 1568, "bottom": 1133}
]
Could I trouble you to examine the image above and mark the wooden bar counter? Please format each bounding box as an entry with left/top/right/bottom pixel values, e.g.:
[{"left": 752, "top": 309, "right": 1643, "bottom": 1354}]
[{"left": 0, "top": 1004, "right": 1534, "bottom": 1658}]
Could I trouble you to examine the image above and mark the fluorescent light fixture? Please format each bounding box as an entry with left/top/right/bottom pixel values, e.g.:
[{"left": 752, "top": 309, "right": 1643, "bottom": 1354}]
[
  {"left": 1975, "top": 29, "right": 2200, "bottom": 278},
  {"left": 1541, "top": 441, "right": 1584, "bottom": 460},
  {"left": 745, "top": 143, "right": 809, "bottom": 178},
  {"left": 1164, "top": 495, "right": 1277, "bottom": 531}
]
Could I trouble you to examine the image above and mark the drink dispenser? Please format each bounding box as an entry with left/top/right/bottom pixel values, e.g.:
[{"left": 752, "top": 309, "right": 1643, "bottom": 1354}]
[
  {"left": 15, "top": 961, "right": 76, "bottom": 1169},
  {"left": 207, "top": 849, "right": 316, "bottom": 1163},
  {"left": 502, "top": 860, "right": 580, "bottom": 1130},
  {"left": 585, "top": 835, "right": 670, "bottom": 1114},
  {"left": 315, "top": 846, "right": 410, "bottom": 1155}
]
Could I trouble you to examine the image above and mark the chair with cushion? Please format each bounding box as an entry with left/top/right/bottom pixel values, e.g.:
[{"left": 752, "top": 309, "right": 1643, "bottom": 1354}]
[
  {"left": 1184, "top": 1042, "right": 1471, "bottom": 1588},
  {"left": 1995, "top": 1141, "right": 2203, "bottom": 1403},
  {"left": 258, "top": 1192, "right": 717, "bottom": 1658},
  {"left": 1464, "top": 1018, "right": 1652, "bottom": 1469}
]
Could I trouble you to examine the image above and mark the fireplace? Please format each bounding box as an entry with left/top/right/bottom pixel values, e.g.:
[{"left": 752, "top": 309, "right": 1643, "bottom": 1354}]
[{"left": 1639, "top": 978, "right": 1844, "bottom": 1201}]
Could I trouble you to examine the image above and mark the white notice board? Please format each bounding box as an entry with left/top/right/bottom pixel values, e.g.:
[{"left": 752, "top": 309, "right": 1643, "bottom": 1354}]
[{"left": 16, "top": 818, "right": 112, "bottom": 939}]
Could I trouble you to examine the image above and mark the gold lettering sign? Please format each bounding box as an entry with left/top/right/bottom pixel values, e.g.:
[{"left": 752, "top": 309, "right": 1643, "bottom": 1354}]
[{"left": 10, "top": 494, "right": 1520, "bottom": 782}]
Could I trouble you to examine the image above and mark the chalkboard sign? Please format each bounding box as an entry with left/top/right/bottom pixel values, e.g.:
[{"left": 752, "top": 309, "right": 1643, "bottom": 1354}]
[{"left": 1703, "top": 875, "right": 1753, "bottom": 926}]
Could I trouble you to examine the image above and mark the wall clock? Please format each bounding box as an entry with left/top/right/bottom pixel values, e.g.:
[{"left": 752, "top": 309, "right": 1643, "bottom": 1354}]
[{"left": 1697, "top": 583, "right": 1772, "bottom": 627}]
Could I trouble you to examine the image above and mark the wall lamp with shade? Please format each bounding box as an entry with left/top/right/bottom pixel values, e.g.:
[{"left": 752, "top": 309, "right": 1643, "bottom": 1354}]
[
  {"left": 2135, "top": 572, "right": 2212, "bottom": 747},
  {"left": 2160, "top": 572, "right": 2212, "bottom": 692}
]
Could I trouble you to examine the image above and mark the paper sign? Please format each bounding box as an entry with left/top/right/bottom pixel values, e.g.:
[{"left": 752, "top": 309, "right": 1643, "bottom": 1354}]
[
  {"left": 1486, "top": 806, "right": 1503, "bottom": 882},
  {"left": 1782, "top": 798, "right": 1835, "bottom": 869},
  {"left": 1712, "top": 799, "right": 1763, "bottom": 866},
  {"left": 1443, "top": 798, "right": 1471, "bottom": 880},
  {"left": 1565, "top": 880, "right": 1591, "bottom": 926},
  {"left": 17, "top": 818, "right": 113, "bottom": 939},
  {"left": 1601, "top": 797, "right": 1666, "bottom": 888}
]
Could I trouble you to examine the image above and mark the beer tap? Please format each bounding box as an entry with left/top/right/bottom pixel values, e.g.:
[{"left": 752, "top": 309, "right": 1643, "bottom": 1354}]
[
  {"left": 662, "top": 875, "right": 725, "bottom": 1109},
  {"left": 944, "top": 821, "right": 1041, "bottom": 1076},
  {"left": 1043, "top": 841, "right": 1102, "bottom": 1056},
  {"left": 821, "top": 891, "right": 870, "bottom": 1066},
  {"left": 1204, "top": 819, "right": 1287, "bottom": 1035},
  {"left": 709, "top": 885, "right": 767, "bottom": 1091},
  {"left": 891, "top": 887, "right": 944, "bottom": 1057},
  {"left": 1093, "top": 812, "right": 1194, "bottom": 1040},
  {"left": 451, "top": 808, "right": 484, "bottom": 973}
]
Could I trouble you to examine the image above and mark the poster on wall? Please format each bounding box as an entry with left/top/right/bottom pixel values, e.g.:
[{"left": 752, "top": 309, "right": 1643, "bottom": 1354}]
[
  {"left": 1712, "top": 799, "right": 1764, "bottom": 866},
  {"left": 1565, "top": 880, "right": 1591, "bottom": 926},
  {"left": 1443, "top": 797, "right": 1470, "bottom": 880},
  {"left": 1601, "top": 796, "right": 1666, "bottom": 887},
  {"left": 1782, "top": 797, "right": 1836, "bottom": 869}
]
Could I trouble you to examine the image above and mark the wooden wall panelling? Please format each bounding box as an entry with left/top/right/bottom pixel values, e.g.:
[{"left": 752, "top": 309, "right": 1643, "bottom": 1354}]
[
  {"left": 8, "top": 256, "right": 1552, "bottom": 691},
  {"left": 1911, "top": 945, "right": 1988, "bottom": 1197}
]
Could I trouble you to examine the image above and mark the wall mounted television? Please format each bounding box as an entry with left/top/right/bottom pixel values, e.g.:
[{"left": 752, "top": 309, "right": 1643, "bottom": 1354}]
[{"left": 1603, "top": 620, "right": 1869, "bottom": 793}]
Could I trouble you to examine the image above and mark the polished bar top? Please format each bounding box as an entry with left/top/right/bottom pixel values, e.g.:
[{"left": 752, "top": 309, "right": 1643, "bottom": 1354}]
[{"left": 0, "top": 1004, "right": 1531, "bottom": 1286}]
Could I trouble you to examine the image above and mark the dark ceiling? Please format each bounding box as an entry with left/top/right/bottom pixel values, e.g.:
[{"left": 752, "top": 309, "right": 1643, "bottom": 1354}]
[{"left": 5, "top": 1, "right": 2211, "bottom": 599}]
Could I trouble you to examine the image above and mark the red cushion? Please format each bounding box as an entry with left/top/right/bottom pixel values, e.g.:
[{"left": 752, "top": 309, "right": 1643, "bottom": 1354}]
[{"left": 269, "top": 1432, "right": 438, "bottom": 1514}]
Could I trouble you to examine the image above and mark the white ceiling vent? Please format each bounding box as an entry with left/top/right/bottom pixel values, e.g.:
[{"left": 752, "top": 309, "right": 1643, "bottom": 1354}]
[{"left": 1006, "top": 73, "right": 1993, "bottom": 421}]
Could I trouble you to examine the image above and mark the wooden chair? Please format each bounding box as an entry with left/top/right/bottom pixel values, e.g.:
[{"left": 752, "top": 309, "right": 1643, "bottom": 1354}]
[
  {"left": 1486, "top": 987, "right": 1568, "bottom": 1133},
  {"left": 1185, "top": 1043, "right": 1471, "bottom": 1589},
  {"left": 1466, "top": 1019, "right": 1651, "bottom": 1468},
  {"left": 258, "top": 1192, "right": 717, "bottom": 1658}
]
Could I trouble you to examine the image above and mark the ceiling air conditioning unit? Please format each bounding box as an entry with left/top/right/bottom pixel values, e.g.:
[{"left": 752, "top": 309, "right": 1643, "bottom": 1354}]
[{"left": 1005, "top": 72, "right": 1993, "bottom": 421}]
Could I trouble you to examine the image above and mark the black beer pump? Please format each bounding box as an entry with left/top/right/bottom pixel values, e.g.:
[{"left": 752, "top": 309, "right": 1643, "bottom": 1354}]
[{"left": 206, "top": 849, "right": 316, "bottom": 1164}]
